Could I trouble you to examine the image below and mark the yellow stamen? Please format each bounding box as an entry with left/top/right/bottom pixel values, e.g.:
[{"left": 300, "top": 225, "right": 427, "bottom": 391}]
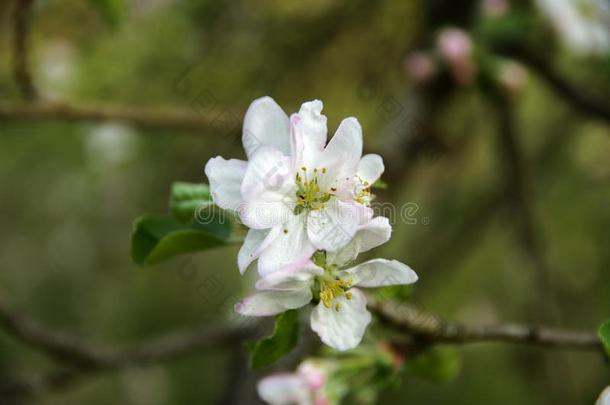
[{"left": 319, "top": 277, "right": 353, "bottom": 309}]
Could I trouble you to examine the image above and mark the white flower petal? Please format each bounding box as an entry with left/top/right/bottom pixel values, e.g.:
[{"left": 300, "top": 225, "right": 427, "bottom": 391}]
[
  {"left": 240, "top": 146, "right": 294, "bottom": 201},
  {"left": 203, "top": 157, "right": 247, "bottom": 211},
  {"left": 357, "top": 154, "right": 384, "bottom": 185},
  {"left": 238, "top": 228, "right": 281, "bottom": 274},
  {"left": 235, "top": 289, "right": 311, "bottom": 317},
  {"left": 258, "top": 216, "right": 316, "bottom": 276},
  {"left": 310, "top": 288, "right": 371, "bottom": 351},
  {"left": 342, "top": 259, "right": 418, "bottom": 288},
  {"left": 239, "top": 146, "right": 294, "bottom": 229},
  {"left": 307, "top": 200, "right": 372, "bottom": 252},
  {"left": 326, "top": 216, "right": 392, "bottom": 267},
  {"left": 257, "top": 374, "right": 311, "bottom": 405},
  {"left": 239, "top": 200, "right": 293, "bottom": 230},
  {"left": 597, "top": 386, "right": 610, "bottom": 405},
  {"left": 256, "top": 262, "right": 323, "bottom": 291},
  {"left": 320, "top": 117, "right": 363, "bottom": 182},
  {"left": 243, "top": 96, "right": 291, "bottom": 158},
  {"left": 290, "top": 100, "right": 327, "bottom": 168}
]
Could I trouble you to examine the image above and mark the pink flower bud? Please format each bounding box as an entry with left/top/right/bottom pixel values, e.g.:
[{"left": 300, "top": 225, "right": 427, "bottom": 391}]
[
  {"left": 436, "top": 28, "right": 476, "bottom": 85},
  {"left": 297, "top": 360, "right": 327, "bottom": 391}
]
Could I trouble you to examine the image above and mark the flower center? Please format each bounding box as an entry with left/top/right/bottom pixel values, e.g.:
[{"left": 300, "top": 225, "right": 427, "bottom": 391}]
[
  {"left": 318, "top": 275, "right": 353, "bottom": 312},
  {"left": 294, "top": 166, "right": 334, "bottom": 214},
  {"left": 354, "top": 177, "right": 372, "bottom": 206}
]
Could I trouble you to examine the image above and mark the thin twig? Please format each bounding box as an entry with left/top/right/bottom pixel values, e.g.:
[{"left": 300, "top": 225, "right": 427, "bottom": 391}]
[
  {"left": 0, "top": 101, "right": 240, "bottom": 133},
  {"left": 492, "top": 93, "right": 556, "bottom": 311},
  {"left": 367, "top": 297, "right": 602, "bottom": 351},
  {"left": 12, "top": 0, "right": 38, "bottom": 101}
]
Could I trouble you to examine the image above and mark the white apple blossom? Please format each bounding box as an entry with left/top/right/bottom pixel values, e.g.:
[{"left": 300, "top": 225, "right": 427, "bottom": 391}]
[
  {"left": 257, "top": 359, "right": 335, "bottom": 405},
  {"left": 536, "top": 0, "right": 610, "bottom": 55},
  {"left": 204, "top": 97, "right": 385, "bottom": 276},
  {"left": 235, "top": 218, "right": 418, "bottom": 351}
]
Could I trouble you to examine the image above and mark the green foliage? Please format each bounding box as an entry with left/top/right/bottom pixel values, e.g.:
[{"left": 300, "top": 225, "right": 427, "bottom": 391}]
[
  {"left": 405, "top": 346, "right": 461, "bottom": 383},
  {"left": 372, "top": 179, "right": 388, "bottom": 189},
  {"left": 249, "top": 310, "right": 299, "bottom": 369},
  {"left": 131, "top": 182, "right": 238, "bottom": 265},
  {"left": 170, "top": 182, "right": 213, "bottom": 223},
  {"left": 89, "top": 0, "right": 127, "bottom": 27},
  {"left": 131, "top": 214, "right": 232, "bottom": 265},
  {"left": 598, "top": 319, "right": 610, "bottom": 356}
]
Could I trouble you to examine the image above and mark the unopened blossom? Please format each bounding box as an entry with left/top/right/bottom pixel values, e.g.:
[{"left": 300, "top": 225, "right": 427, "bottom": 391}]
[
  {"left": 598, "top": 386, "right": 610, "bottom": 405},
  {"left": 536, "top": 0, "right": 610, "bottom": 55},
  {"left": 205, "top": 97, "right": 385, "bottom": 276},
  {"left": 257, "top": 359, "right": 335, "bottom": 405},
  {"left": 497, "top": 61, "right": 528, "bottom": 94},
  {"left": 436, "top": 28, "right": 476, "bottom": 85},
  {"left": 404, "top": 51, "right": 437, "bottom": 84},
  {"left": 235, "top": 218, "right": 418, "bottom": 351}
]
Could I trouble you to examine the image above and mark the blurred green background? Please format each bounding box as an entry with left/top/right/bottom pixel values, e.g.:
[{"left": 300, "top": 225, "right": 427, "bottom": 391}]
[{"left": 1, "top": 0, "right": 609, "bottom": 403}]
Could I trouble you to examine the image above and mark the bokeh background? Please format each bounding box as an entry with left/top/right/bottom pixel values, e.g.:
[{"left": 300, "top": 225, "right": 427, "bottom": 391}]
[{"left": 1, "top": 0, "right": 609, "bottom": 403}]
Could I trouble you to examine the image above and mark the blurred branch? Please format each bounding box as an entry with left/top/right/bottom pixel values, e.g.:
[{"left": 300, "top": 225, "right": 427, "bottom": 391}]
[
  {"left": 496, "top": 46, "right": 610, "bottom": 123},
  {"left": 0, "top": 101, "right": 239, "bottom": 133},
  {"left": 491, "top": 93, "right": 556, "bottom": 313},
  {"left": 368, "top": 297, "right": 602, "bottom": 352},
  {"left": 0, "top": 300, "right": 255, "bottom": 367},
  {"left": 0, "top": 299, "right": 257, "bottom": 399},
  {"left": 12, "top": 0, "right": 38, "bottom": 101}
]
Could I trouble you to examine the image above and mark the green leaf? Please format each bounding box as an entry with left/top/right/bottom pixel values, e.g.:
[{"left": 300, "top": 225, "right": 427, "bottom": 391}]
[
  {"left": 249, "top": 310, "right": 299, "bottom": 369},
  {"left": 89, "top": 0, "right": 127, "bottom": 27},
  {"left": 406, "top": 346, "right": 461, "bottom": 383},
  {"left": 372, "top": 179, "right": 388, "bottom": 189},
  {"left": 170, "top": 182, "right": 213, "bottom": 222},
  {"left": 312, "top": 250, "right": 326, "bottom": 267},
  {"left": 598, "top": 319, "right": 610, "bottom": 356},
  {"left": 131, "top": 214, "right": 233, "bottom": 266}
]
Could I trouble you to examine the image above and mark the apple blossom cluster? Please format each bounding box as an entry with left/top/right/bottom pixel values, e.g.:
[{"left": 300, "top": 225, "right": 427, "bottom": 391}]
[{"left": 204, "top": 97, "right": 418, "bottom": 351}]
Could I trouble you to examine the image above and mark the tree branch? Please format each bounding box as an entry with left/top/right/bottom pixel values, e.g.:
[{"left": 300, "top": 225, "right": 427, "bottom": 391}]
[
  {"left": 0, "top": 299, "right": 256, "bottom": 369},
  {"left": 0, "top": 101, "right": 239, "bottom": 133},
  {"left": 0, "top": 299, "right": 259, "bottom": 400},
  {"left": 495, "top": 46, "right": 610, "bottom": 124},
  {"left": 12, "top": 0, "right": 38, "bottom": 101},
  {"left": 368, "top": 297, "right": 602, "bottom": 351}
]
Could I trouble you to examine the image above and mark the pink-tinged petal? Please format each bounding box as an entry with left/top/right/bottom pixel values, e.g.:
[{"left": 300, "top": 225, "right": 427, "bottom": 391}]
[
  {"left": 238, "top": 228, "right": 281, "bottom": 274},
  {"left": 310, "top": 288, "right": 371, "bottom": 351},
  {"left": 243, "top": 97, "right": 291, "bottom": 159},
  {"left": 257, "top": 374, "right": 311, "bottom": 405},
  {"left": 256, "top": 261, "right": 323, "bottom": 291},
  {"left": 240, "top": 146, "right": 294, "bottom": 201},
  {"left": 258, "top": 216, "right": 316, "bottom": 276},
  {"left": 326, "top": 216, "right": 392, "bottom": 267},
  {"left": 341, "top": 259, "right": 418, "bottom": 288},
  {"left": 203, "top": 157, "right": 247, "bottom": 211},
  {"left": 297, "top": 360, "right": 327, "bottom": 391},
  {"left": 235, "top": 289, "right": 311, "bottom": 317},
  {"left": 307, "top": 200, "right": 373, "bottom": 252},
  {"left": 290, "top": 100, "right": 328, "bottom": 168},
  {"left": 357, "top": 154, "right": 384, "bottom": 185},
  {"left": 319, "top": 117, "right": 363, "bottom": 183}
]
